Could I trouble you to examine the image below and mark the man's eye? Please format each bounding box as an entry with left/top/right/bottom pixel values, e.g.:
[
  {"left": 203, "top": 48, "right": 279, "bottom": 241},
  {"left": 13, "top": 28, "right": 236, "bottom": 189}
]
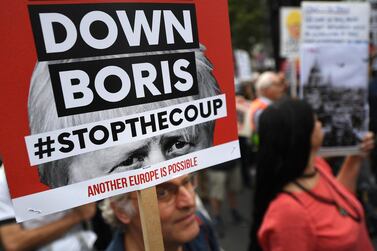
[
  {"left": 156, "top": 188, "right": 170, "bottom": 200},
  {"left": 108, "top": 154, "right": 145, "bottom": 173},
  {"left": 167, "top": 141, "right": 191, "bottom": 154},
  {"left": 174, "top": 141, "right": 189, "bottom": 149},
  {"left": 123, "top": 155, "right": 144, "bottom": 166},
  {"left": 182, "top": 177, "right": 191, "bottom": 187}
]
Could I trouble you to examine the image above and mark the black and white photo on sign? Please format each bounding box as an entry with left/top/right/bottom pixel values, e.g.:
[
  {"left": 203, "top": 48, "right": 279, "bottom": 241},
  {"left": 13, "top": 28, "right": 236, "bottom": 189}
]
[
  {"left": 27, "top": 48, "right": 222, "bottom": 189},
  {"left": 300, "top": 44, "right": 369, "bottom": 149},
  {"left": 24, "top": 3, "right": 229, "bottom": 189}
]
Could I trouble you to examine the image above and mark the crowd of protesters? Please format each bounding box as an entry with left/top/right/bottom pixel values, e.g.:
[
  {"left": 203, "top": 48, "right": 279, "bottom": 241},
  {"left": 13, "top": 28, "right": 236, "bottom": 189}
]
[{"left": 1, "top": 65, "right": 377, "bottom": 251}]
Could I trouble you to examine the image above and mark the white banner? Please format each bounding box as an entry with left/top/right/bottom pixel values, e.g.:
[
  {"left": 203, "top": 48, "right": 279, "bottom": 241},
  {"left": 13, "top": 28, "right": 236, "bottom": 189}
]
[
  {"left": 14, "top": 140, "right": 240, "bottom": 222},
  {"left": 302, "top": 2, "right": 370, "bottom": 44},
  {"left": 280, "top": 7, "right": 301, "bottom": 58},
  {"left": 300, "top": 2, "right": 370, "bottom": 156},
  {"left": 26, "top": 94, "right": 227, "bottom": 165}
]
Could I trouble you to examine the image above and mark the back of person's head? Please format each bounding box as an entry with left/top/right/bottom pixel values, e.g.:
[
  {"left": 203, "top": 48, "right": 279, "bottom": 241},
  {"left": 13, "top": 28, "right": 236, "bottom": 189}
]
[
  {"left": 254, "top": 71, "right": 277, "bottom": 97},
  {"left": 250, "top": 98, "right": 315, "bottom": 251},
  {"left": 100, "top": 194, "right": 135, "bottom": 230}
]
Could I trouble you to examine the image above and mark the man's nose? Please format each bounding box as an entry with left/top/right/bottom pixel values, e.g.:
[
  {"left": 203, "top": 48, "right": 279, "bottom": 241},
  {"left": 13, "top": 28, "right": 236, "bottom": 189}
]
[
  {"left": 148, "top": 142, "right": 166, "bottom": 164},
  {"left": 175, "top": 186, "right": 195, "bottom": 209}
]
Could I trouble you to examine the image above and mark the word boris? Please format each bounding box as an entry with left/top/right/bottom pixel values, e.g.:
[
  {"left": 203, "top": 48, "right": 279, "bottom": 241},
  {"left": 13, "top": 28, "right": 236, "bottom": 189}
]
[
  {"left": 28, "top": 3, "right": 200, "bottom": 116},
  {"left": 28, "top": 3, "right": 199, "bottom": 60},
  {"left": 49, "top": 52, "right": 198, "bottom": 116}
]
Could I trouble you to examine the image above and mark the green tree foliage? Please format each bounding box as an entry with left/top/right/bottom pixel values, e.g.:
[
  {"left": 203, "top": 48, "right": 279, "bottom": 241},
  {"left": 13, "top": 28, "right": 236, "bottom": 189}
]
[
  {"left": 228, "top": 0, "right": 342, "bottom": 52},
  {"left": 228, "top": 0, "right": 268, "bottom": 51}
]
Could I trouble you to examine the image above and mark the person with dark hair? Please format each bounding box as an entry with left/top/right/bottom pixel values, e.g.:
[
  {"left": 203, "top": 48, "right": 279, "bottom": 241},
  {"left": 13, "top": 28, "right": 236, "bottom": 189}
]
[{"left": 249, "top": 98, "right": 374, "bottom": 251}]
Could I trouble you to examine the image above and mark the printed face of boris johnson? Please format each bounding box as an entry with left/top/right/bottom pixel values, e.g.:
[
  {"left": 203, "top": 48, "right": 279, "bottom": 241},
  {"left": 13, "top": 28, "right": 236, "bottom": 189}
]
[
  {"left": 29, "top": 48, "right": 220, "bottom": 188},
  {"left": 67, "top": 127, "right": 212, "bottom": 183}
]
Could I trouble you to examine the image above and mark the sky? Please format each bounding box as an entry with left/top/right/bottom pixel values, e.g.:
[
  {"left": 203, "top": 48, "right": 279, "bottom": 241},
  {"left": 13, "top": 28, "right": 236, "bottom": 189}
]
[{"left": 300, "top": 44, "right": 368, "bottom": 88}]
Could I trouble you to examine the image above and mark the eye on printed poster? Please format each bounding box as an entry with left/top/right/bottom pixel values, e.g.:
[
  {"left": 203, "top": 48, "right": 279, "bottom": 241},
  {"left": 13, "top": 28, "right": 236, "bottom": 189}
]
[
  {"left": 0, "top": 0, "right": 239, "bottom": 222},
  {"left": 300, "top": 1, "right": 370, "bottom": 157}
]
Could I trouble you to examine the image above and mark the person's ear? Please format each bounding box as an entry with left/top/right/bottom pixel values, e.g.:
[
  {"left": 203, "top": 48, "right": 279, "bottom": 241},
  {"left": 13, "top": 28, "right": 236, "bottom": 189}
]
[
  {"left": 261, "top": 87, "right": 269, "bottom": 97},
  {"left": 111, "top": 202, "right": 132, "bottom": 225}
]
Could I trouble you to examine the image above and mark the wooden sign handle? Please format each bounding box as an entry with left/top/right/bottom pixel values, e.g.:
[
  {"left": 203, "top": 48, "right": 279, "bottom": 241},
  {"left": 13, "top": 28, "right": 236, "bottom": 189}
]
[{"left": 137, "top": 186, "right": 165, "bottom": 251}]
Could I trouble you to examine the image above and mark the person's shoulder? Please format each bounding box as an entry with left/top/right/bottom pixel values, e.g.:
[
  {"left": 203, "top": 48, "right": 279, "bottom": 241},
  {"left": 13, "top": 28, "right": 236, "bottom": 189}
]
[
  {"left": 0, "top": 166, "right": 16, "bottom": 222},
  {"left": 266, "top": 193, "right": 309, "bottom": 221},
  {"left": 314, "top": 157, "right": 333, "bottom": 175},
  {"left": 105, "top": 230, "right": 124, "bottom": 251},
  {"left": 260, "top": 193, "right": 314, "bottom": 235},
  {"left": 195, "top": 211, "right": 212, "bottom": 228},
  {"left": 259, "top": 195, "right": 317, "bottom": 251},
  {"left": 184, "top": 212, "right": 220, "bottom": 251}
]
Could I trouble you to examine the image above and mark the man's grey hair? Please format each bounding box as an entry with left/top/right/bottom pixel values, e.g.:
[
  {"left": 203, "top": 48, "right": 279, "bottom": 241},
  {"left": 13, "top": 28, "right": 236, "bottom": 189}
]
[
  {"left": 99, "top": 193, "right": 135, "bottom": 229},
  {"left": 28, "top": 47, "right": 221, "bottom": 188},
  {"left": 255, "top": 71, "right": 277, "bottom": 96}
]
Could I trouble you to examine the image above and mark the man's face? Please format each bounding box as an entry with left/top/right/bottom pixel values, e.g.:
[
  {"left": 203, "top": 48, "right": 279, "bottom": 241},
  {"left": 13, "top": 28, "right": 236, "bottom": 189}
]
[
  {"left": 288, "top": 24, "right": 300, "bottom": 41},
  {"left": 265, "top": 75, "right": 285, "bottom": 101},
  {"left": 68, "top": 127, "right": 211, "bottom": 183},
  {"left": 127, "top": 175, "right": 200, "bottom": 247}
]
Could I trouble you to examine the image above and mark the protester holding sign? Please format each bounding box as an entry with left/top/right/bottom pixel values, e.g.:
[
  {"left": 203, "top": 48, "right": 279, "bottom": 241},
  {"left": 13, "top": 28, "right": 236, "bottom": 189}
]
[
  {"left": 100, "top": 174, "right": 220, "bottom": 251},
  {"left": 0, "top": 165, "right": 97, "bottom": 251},
  {"left": 249, "top": 99, "right": 374, "bottom": 251}
]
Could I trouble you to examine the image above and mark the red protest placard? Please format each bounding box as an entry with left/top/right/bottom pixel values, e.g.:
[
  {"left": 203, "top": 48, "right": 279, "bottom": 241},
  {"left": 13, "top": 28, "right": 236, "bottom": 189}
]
[{"left": 0, "top": 0, "right": 239, "bottom": 221}]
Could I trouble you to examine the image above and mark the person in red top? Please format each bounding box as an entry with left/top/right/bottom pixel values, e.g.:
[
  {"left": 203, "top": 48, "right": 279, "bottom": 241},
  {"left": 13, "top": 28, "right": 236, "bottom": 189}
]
[{"left": 249, "top": 99, "right": 375, "bottom": 251}]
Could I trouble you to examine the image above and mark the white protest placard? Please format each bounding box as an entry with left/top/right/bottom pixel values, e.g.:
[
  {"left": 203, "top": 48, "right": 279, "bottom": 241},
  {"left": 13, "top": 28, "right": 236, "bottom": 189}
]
[
  {"left": 302, "top": 2, "right": 369, "bottom": 44},
  {"left": 280, "top": 7, "right": 301, "bottom": 58},
  {"left": 234, "top": 49, "right": 253, "bottom": 83},
  {"left": 300, "top": 2, "right": 370, "bottom": 156},
  {"left": 0, "top": 0, "right": 239, "bottom": 222}
]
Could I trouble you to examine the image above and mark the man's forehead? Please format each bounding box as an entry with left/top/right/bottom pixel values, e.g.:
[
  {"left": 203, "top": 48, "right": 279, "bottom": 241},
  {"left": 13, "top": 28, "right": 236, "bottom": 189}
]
[
  {"left": 122, "top": 128, "right": 192, "bottom": 147},
  {"left": 126, "top": 175, "right": 189, "bottom": 198},
  {"left": 164, "top": 175, "right": 189, "bottom": 185},
  {"left": 162, "top": 128, "right": 193, "bottom": 139}
]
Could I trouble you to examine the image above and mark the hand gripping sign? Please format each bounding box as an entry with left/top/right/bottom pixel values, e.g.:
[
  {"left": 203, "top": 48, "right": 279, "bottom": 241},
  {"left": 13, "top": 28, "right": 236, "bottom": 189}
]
[{"left": 0, "top": 0, "right": 239, "bottom": 222}]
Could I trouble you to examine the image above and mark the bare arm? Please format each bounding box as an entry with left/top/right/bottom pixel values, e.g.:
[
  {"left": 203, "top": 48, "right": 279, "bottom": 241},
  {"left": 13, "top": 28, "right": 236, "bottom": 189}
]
[
  {"left": 0, "top": 203, "right": 96, "bottom": 251},
  {"left": 336, "top": 132, "right": 374, "bottom": 193}
]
